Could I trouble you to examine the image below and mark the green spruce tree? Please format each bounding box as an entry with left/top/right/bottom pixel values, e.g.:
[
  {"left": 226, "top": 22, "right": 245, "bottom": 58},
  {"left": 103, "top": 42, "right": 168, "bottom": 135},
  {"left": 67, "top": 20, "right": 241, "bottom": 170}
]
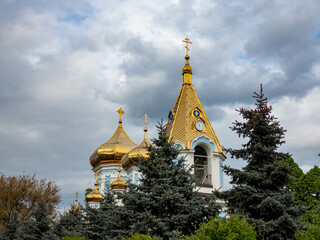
[
  {"left": 53, "top": 208, "right": 83, "bottom": 239},
  {"left": 217, "top": 85, "right": 303, "bottom": 239},
  {"left": 0, "top": 216, "right": 19, "bottom": 240},
  {"left": 19, "top": 203, "right": 55, "bottom": 240},
  {"left": 120, "top": 123, "right": 220, "bottom": 239},
  {"left": 82, "top": 192, "right": 131, "bottom": 240}
]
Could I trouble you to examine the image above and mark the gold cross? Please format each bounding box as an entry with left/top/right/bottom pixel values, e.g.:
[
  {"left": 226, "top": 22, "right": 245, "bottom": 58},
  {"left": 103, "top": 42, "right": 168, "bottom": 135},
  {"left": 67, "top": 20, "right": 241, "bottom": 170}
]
[
  {"left": 117, "top": 108, "right": 125, "bottom": 124},
  {"left": 94, "top": 172, "right": 98, "bottom": 187},
  {"left": 75, "top": 192, "right": 78, "bottom": 201},
  {"left": 143, "top": 114, "right": 149, "bottom": 129},
  {"left": 182, "top": 37, "right": 192, "bottom": 56}
]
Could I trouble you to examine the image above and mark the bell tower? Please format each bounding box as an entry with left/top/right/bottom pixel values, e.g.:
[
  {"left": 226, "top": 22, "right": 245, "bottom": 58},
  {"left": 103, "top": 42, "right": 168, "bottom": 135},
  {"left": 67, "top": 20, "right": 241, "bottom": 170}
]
[{"left": 165, "top": 37, "right": 226, "bottom": 195}]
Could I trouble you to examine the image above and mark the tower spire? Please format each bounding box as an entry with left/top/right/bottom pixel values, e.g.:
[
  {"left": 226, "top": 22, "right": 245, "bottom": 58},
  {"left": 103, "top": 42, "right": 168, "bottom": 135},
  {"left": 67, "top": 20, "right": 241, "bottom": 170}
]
[
  {"left": 142, "top": 114, "right": 149, "bottom": 140},
  {"left": 182, "top": 37, "right": 193, "bottom": 84}
]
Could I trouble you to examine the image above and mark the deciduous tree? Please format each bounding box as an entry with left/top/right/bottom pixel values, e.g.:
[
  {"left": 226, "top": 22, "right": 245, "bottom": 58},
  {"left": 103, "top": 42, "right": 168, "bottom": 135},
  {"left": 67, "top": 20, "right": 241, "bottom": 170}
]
[
  {"left": 0, "top": 173, "right": 60, "bottom": 232},
  {"left": 294, "top": 166, "right": 320, "bottom": 208}
]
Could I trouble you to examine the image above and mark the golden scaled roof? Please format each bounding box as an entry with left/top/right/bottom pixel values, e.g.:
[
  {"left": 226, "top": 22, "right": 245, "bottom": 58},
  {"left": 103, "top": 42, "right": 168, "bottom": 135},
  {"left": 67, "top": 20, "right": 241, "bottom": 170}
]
[
  {"left": 164, "top": 37, "right": 223, "bottom": 153},
  {"left": 121, "top": 114, "right": 152, "bottom": 171},
  {"left": 111, "top": 167, "right": 127, "bottom": 190},
  {"left": 89, "top": 108, "right": 137, "bottom": 168},
  {"left": 85, "top": 173, "right": 105, "bottom": 203}
]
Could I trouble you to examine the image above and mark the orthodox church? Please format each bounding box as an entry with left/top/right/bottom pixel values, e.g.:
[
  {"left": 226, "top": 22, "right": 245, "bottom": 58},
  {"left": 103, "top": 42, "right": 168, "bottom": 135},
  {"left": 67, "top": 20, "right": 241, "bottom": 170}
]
[{"left": 85, "top": 38, "right": 226, "bottom": 208}]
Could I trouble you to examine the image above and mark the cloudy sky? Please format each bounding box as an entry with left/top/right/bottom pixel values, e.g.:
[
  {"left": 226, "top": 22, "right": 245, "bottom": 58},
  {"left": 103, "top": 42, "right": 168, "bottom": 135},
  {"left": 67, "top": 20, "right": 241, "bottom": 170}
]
[{"left": 1, "top": 0, "right": 320, "bottom": 210}]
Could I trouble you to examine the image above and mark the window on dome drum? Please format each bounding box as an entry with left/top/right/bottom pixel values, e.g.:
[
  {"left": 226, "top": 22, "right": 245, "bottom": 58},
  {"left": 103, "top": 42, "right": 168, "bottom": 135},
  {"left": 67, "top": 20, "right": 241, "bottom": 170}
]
[{"left": 194, "top": 146, "right": 211, "bottom": 187}]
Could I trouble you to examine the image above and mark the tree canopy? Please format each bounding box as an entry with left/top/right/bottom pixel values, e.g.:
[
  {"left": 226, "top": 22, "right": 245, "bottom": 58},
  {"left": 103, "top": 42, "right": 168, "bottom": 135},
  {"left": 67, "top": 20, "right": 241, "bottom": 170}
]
[
  {"left": 118, "top": 123, "right": 220, "bottom": 239},
  {"left": 0, "top": 173, "right": 60, "bottom": 233},
  {"left": 217, "top": 85, "right": 303, "bottom": 239}
]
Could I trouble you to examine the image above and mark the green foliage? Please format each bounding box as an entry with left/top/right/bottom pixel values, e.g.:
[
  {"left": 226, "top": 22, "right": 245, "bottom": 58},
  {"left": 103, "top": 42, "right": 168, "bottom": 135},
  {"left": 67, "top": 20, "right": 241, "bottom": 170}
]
[
  {"left": 295, "top": 201, "right": 320, "bottom": 240},
  {"left": 285, "top": 157, "right": 304, "bottom": 191},
  {"left": 294, "top": 166, "right": 320, "bottom": 207},
  {"left": 126, "top": 233, "right": 161, "bottom": 240},
  {"left": 295, "top": 224, "right": 320, "bottom": 240},
  {"left": 119, "top": 123, "right": 220, "bottom": 239},
  {"left": 0, "top": 216, "right": 19, "bottom": 240},
  {"left": 300, "top": 201, "right": 320, "bottom": 225},
  {"left": 85, "top": 188, "right": 93, "bottom": 196},
  {"left": 19, "top": 203, "right": 55, "bottom": 240},
  {"left": 53, "top": 208, "right": 83, "bottom": 239},
  {"left": 61, "top": 235, "right": 86, "bottom": 240},
  {"left": 82, "top": 193, "right": 131, "bottom": 240},
  {"left": 217, "top": 85, "right": 303, "bottom": 240},
  {"left": 186, "top": 215, "right": 257, "bottom": 240}
]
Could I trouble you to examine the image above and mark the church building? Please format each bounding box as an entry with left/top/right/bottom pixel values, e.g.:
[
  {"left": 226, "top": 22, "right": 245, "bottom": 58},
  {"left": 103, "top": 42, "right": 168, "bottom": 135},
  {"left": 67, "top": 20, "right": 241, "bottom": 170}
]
[{"left": 86, "top": 38, "right": 226, "bottom": 207}]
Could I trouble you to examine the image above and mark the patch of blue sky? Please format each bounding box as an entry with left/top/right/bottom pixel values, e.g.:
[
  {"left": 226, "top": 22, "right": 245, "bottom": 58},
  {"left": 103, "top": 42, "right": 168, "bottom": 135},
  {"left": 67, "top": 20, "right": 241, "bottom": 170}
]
[
  {"left": 62, "top": 11, "right": 87, "bottom": 24},
  {"left": 316, "top": 30, "right": 320, "bottom": 39},
  {"left": 235, "top": 53, "right": 246, "bottom": 60},
  {"left": 234, "top": 53, "right": 258, "bottom": 64},
  {"left": 60, "top": 4, "right": 93, "bottom": 24}
]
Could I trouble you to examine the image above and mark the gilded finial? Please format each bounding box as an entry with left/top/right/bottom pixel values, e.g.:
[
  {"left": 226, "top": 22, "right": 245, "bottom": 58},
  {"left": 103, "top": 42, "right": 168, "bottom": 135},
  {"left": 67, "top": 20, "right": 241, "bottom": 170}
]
[
  {"left": 182, "top": 37, "right": 193, "bottom": 84},
  {"left": 70, "top": 192, "right": 79, "bottom": 212},
  {"left": 111, "top": 164, "right": 127, "bottom": 190},
  {"left": 118, "top": 162, "right": 122, "bottom": 173},
  {"left": 182, "top": 37, "right": 192, "bottom": 57},
  {"left": 94, "top": 172, "right": 98, "bottom": 189},
  {"left": 74, "top": 192, "right": 78, "bottom": 207},
  {"left": 142, "top": 114, "right": 149, "bottom": 139},
  {"left": 117, "top": 108, "right": 125, "bottom": 127}
]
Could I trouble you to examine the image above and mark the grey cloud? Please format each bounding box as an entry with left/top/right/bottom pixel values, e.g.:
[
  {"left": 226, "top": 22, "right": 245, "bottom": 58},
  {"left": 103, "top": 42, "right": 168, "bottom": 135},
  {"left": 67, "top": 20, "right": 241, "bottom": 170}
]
[
  {"left": 245, "top": 0, "right": 320, "bottom": 96},
  {"left": 1, "top": 0, "right": 320, "bottom": 209}
]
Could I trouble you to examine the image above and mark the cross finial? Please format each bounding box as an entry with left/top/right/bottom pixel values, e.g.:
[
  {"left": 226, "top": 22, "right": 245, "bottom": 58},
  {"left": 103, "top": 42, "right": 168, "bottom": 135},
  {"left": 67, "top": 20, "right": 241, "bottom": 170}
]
[
  {"left": 117, "top": 108, "right": 125, "bottom": 127},
  {"left": 94, "top": 172, "right": 98, "bottom": 188},
  {"left": 75, "top": 192, "right": 78, "bottom": 201},
  {"left": 143, "top": 114, "right": 149, "bottom": 129},
  {"left": 182, "top": 37, "right": 192, "bottom": 56},
  {"left": 118, "top": 162, "right": 122, "bottom": 173},
  {"left": 142, "top": 114, "right": 149, "bottom": 139}
]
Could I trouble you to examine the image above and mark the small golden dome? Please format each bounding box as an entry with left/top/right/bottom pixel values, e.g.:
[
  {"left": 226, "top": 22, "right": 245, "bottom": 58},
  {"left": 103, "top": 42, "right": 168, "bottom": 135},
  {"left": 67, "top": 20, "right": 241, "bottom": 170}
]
[
  {"left": 111, "top": 167, "right": 127, "bottom": 189},
  {"left": 70, "top": 192, "right": 82, "bottom": 212},
  {"left": 90, "top": 108, "right": 137, "bottom": 168},
  {"left": 121, "top": 114, "right": 152, "bottom": 171},
  {"left": 182, "top": 55, "right": 192, "bottom": 74},
  {"left": 85, "top": 173, "right": 104, "bottom": 203}
]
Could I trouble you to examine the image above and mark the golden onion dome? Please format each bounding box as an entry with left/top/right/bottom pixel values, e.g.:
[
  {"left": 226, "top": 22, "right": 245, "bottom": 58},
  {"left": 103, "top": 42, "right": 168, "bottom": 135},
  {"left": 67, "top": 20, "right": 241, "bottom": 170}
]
[
  {"left": 111, "top": 167, "right": 127, "bottom": 190},
  {"left": 85, "top": 173, "right": 104, "bottom": 203},
  {"left": 89, "top": 108, "right": 137, "bottom": 168},
  {"left": 121, "top": 114, "right": 152, "bottom": 171}
]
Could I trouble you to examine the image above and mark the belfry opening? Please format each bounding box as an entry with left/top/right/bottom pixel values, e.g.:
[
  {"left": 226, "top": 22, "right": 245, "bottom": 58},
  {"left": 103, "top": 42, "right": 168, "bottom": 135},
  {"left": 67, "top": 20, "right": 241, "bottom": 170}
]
[{"left": 194, "top": 145, "right": 210, "bottom": 187}]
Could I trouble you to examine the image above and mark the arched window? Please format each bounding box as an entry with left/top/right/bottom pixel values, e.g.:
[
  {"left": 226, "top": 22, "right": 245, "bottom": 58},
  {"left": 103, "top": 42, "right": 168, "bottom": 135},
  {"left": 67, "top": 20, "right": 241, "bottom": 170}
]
[{"left": 194, "top": 146, "right": 210, "bottom": 186}]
